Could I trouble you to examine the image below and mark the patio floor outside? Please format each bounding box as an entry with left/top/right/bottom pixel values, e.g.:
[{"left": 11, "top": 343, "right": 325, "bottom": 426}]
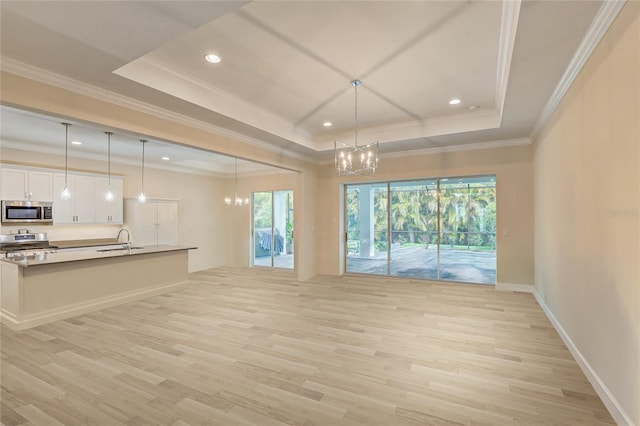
[
  {"left": 252, "top": 246, "right": 496, "bottom": 284},
  {"left": 347, "top": 245, "right": 496, "bottom": 284}
]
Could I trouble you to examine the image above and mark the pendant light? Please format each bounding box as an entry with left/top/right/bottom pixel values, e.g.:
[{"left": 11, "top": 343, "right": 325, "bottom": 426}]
[
  {"left": 334, "top": 80, "right": 379, "bottom": 176},
  {"left": 224, "top": 158, "right": 249, "bottom": 206},
  {"left": 105, "top": 132, "right": 114, "bottom": 202},
  {"left": 138, "top": 139, "right": 147, "bottom": 203},
  {"left": 60, "top": 122, "right": 72, "bottom": 199}
]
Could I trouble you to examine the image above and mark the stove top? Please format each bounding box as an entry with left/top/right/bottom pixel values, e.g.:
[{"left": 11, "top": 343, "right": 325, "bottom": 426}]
[{"left": 0, "top": 231, "right": 52, "bottom": 254}]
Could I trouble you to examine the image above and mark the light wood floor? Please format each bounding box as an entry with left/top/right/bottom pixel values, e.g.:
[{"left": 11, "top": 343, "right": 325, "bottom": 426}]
[{"left": 1, "top": 267, "right": 614, "bottom": 425}]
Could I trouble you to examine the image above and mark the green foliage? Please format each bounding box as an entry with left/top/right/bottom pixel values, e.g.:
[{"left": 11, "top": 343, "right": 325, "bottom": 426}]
[
  {"left": 253, "top": 192, "right": 272, "bottom": 228},
  {"left": 347, "top": 180, "right": 497, "bottom": 252}
]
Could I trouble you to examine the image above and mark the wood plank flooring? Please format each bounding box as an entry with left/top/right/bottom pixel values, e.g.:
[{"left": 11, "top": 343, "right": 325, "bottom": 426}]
[{"left": 1, "top": 267, "right": 614, "bottom": 425}]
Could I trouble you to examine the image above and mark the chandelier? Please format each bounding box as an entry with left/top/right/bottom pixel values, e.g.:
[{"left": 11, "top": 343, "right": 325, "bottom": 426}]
[
  {"left": 334, "top": 80, "right": 379, "bottom": 176},
  {"left": 225, "top": 158, "right": 249, "bottom": 206}
]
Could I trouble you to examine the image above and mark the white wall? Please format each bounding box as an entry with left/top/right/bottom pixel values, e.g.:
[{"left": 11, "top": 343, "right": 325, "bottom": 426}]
[
  {"left": 534, "top": 3, "right": 639, "bottom": 424},
  {"left": 0, "top": 147, "right": 229, "bottom": 272}
]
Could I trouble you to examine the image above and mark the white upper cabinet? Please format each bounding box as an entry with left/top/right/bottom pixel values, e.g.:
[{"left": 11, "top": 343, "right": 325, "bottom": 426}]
[
  {"left": 94, "top": 177, "right": 123, "bottom": 224},
  {"left": 1, "top": 167, "right": 53, "bottom": 201},
  {"left": 2, "top": 165, "right": 125, "bottom": 225},
  {"left": 53, "top": 174, "right": 95, "bottom": 224}
]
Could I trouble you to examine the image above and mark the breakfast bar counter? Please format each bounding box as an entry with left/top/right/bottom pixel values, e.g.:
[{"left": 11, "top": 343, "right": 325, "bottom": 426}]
[
  {"left": 2, "top": 244, "right": 197, "bottom": 267},
  {"left": 0, "top": 245, "right": 197, "bottom": 330}
]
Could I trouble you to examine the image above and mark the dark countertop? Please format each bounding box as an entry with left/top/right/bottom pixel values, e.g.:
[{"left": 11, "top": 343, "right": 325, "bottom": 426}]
[{"left": 1, "top": 245, "right": 197, "bottom": 268}]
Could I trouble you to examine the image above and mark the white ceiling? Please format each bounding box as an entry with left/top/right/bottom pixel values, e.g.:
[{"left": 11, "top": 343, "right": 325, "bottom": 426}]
[{"left": 0, "top": 0, "right": 609, "bottom": 164}]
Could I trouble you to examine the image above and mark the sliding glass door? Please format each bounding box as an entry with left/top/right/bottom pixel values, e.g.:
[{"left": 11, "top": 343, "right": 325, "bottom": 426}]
[
  {"left": 252, "top": 190, "right": 294, "bottom": 269},
  {"left": 345, "top": 183, "right": 388, "bottom": 275},
  {"left": 438, "top": 178, "right": 496, "bottom": 283},
  {"left": 345, "top": 176, "right": 496, "bottom": 284},
  {"left": 389, "top": 180, "right": 439, "bottom": 279}
]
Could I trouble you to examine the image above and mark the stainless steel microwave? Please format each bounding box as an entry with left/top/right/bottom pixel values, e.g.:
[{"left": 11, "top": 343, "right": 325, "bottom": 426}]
[{"left": 1, "top": 200, "right": 53, "bottom": 224}]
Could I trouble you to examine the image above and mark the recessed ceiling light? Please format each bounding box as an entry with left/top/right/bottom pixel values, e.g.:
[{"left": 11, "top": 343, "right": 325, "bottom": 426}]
[
  {"left": 323, "top": 121, "right": 332, "bottom": 127},
  {"left": 449, "top": 98, "right": 462, "bottom": 105},
  {"left": 161, "top": 156, "right": 170, "bottom": 161},
  {"left": 71, "top": 141, "right": 82, "bottom": 145},
  {"left": 204, "top": 54, "right": 221, "bottom": 63},
  {"left": 469, "top": 105, "right": 479, "bottom": 110}
]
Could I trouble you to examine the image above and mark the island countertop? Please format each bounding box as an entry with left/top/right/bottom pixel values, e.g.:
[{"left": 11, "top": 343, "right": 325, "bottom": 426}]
[{"left": 0, "top": 245, "right": 197, "bottom": 267}]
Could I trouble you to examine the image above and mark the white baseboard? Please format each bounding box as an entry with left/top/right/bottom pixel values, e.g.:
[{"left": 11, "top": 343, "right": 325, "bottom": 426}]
[
  {"left": 496, "top": 282, "right": 534, "bottom": 293},
  {"left": 0, "top": 280, "right": 190, "bottom": 331},
  {"left": 533, "top": 289, "right": 634, "bottom": 426}
]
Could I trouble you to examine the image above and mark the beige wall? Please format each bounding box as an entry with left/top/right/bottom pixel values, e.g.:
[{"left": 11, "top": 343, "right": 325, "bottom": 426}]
[
  {"left": 0, "top": 147, "right": 229, "bottom": 272},
  {"left": 315, "top": 144, "right": 535, "bottom": 286},
  {"left": 0, "top": 72, "right": 319, "bottom": 281},
  {"left": 534, "top": 2, "right": 639, "bottom": 424}
]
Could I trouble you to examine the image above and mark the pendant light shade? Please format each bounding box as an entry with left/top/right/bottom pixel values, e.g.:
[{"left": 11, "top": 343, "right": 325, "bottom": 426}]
[
  {"left": 61, "top": 122, "right": 72, "bottom": 200},
  {"left": 224, "top": 158, "right": 249, "bottom": 206},
  {"left": 334, "top": 80, "right": 379, "bottom": 176},
  {"left": 138, "top": 139, "right": 147, "bottom": 203},
  {"left": 105, "top": 131, "right": 114, "bottom": 202}
]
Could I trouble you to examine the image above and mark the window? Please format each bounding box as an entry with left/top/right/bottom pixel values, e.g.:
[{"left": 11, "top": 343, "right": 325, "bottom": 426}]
[{"left": 345, "top": 176, "right": 496, "bottom": 284}]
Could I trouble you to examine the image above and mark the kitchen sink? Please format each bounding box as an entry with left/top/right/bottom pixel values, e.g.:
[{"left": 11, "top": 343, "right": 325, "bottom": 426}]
[{"left": 96, "top": 246, "right": 145, "bottom": 252}]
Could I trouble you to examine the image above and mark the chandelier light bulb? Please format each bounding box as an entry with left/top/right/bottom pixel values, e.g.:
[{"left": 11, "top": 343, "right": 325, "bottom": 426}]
[{"left": 224, "top": 158, "right": 249, "bottom": 207}]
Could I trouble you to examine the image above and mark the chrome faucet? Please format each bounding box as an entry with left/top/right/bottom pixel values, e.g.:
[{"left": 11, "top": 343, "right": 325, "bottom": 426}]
[{"left": 116, "top": 229, "right": 131, "bottom": 248}]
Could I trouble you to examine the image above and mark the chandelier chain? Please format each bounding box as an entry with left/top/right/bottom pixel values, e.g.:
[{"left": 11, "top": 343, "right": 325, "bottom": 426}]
[{"left": 354, "top": 82, "right": 358, "bottom": 148}]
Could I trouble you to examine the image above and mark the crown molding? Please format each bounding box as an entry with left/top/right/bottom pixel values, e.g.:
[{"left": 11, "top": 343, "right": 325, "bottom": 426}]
[
  {"left": 0, "top": 57, "right": 312, "bottom": 163},
  {"left": 495, "top": 0, "right": 521, "bottom": 122},
  {"left": 319, "top": 137, "right": 531, "bottom": 164},
  {"left": 383, "top": 137, "right": 531, "bottom": 159},
  {"left": 314, "top": 108, "right": 502, "bottom": 152},
  {"left": 530, "top": 0, "right": 626, "bottom": 140}
]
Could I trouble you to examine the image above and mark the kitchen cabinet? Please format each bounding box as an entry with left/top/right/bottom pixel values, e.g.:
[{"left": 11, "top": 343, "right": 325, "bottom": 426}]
[
  {"left": 125, "top": 199, "right": 178, "bottom": 246},
  {"left": 1, "top": 167, "right": 53, "bottom": 201},
  {"left": 53, "top": 174, "right": 95, "bottom": 224},
  {"left": 93, "top": 177, "right": 123, "bottom": 224}
]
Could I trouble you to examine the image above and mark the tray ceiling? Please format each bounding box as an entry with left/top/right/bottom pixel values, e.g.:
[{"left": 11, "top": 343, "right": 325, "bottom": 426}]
[{"left": 0, "top": 1, "right": 610, "bottom": 162}]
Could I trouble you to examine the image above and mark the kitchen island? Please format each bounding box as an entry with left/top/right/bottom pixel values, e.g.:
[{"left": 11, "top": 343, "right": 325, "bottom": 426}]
[{"left": 0, "top": 245, "right": 196, "bottom": 330}]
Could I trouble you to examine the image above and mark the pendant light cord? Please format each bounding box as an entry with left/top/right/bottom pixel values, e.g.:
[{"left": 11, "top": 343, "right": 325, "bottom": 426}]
[
  {"left": 140, "top": 140, "right": 146, "bottom": 193},
  {"left": 62, "top": 123, "right": 70, "bottom": 185},
  {"left": 234, "top": 158, "right": 238, "bottom": 199},
  {"left": 106, "top": 132, "right": 112, "bottom": 187}
]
